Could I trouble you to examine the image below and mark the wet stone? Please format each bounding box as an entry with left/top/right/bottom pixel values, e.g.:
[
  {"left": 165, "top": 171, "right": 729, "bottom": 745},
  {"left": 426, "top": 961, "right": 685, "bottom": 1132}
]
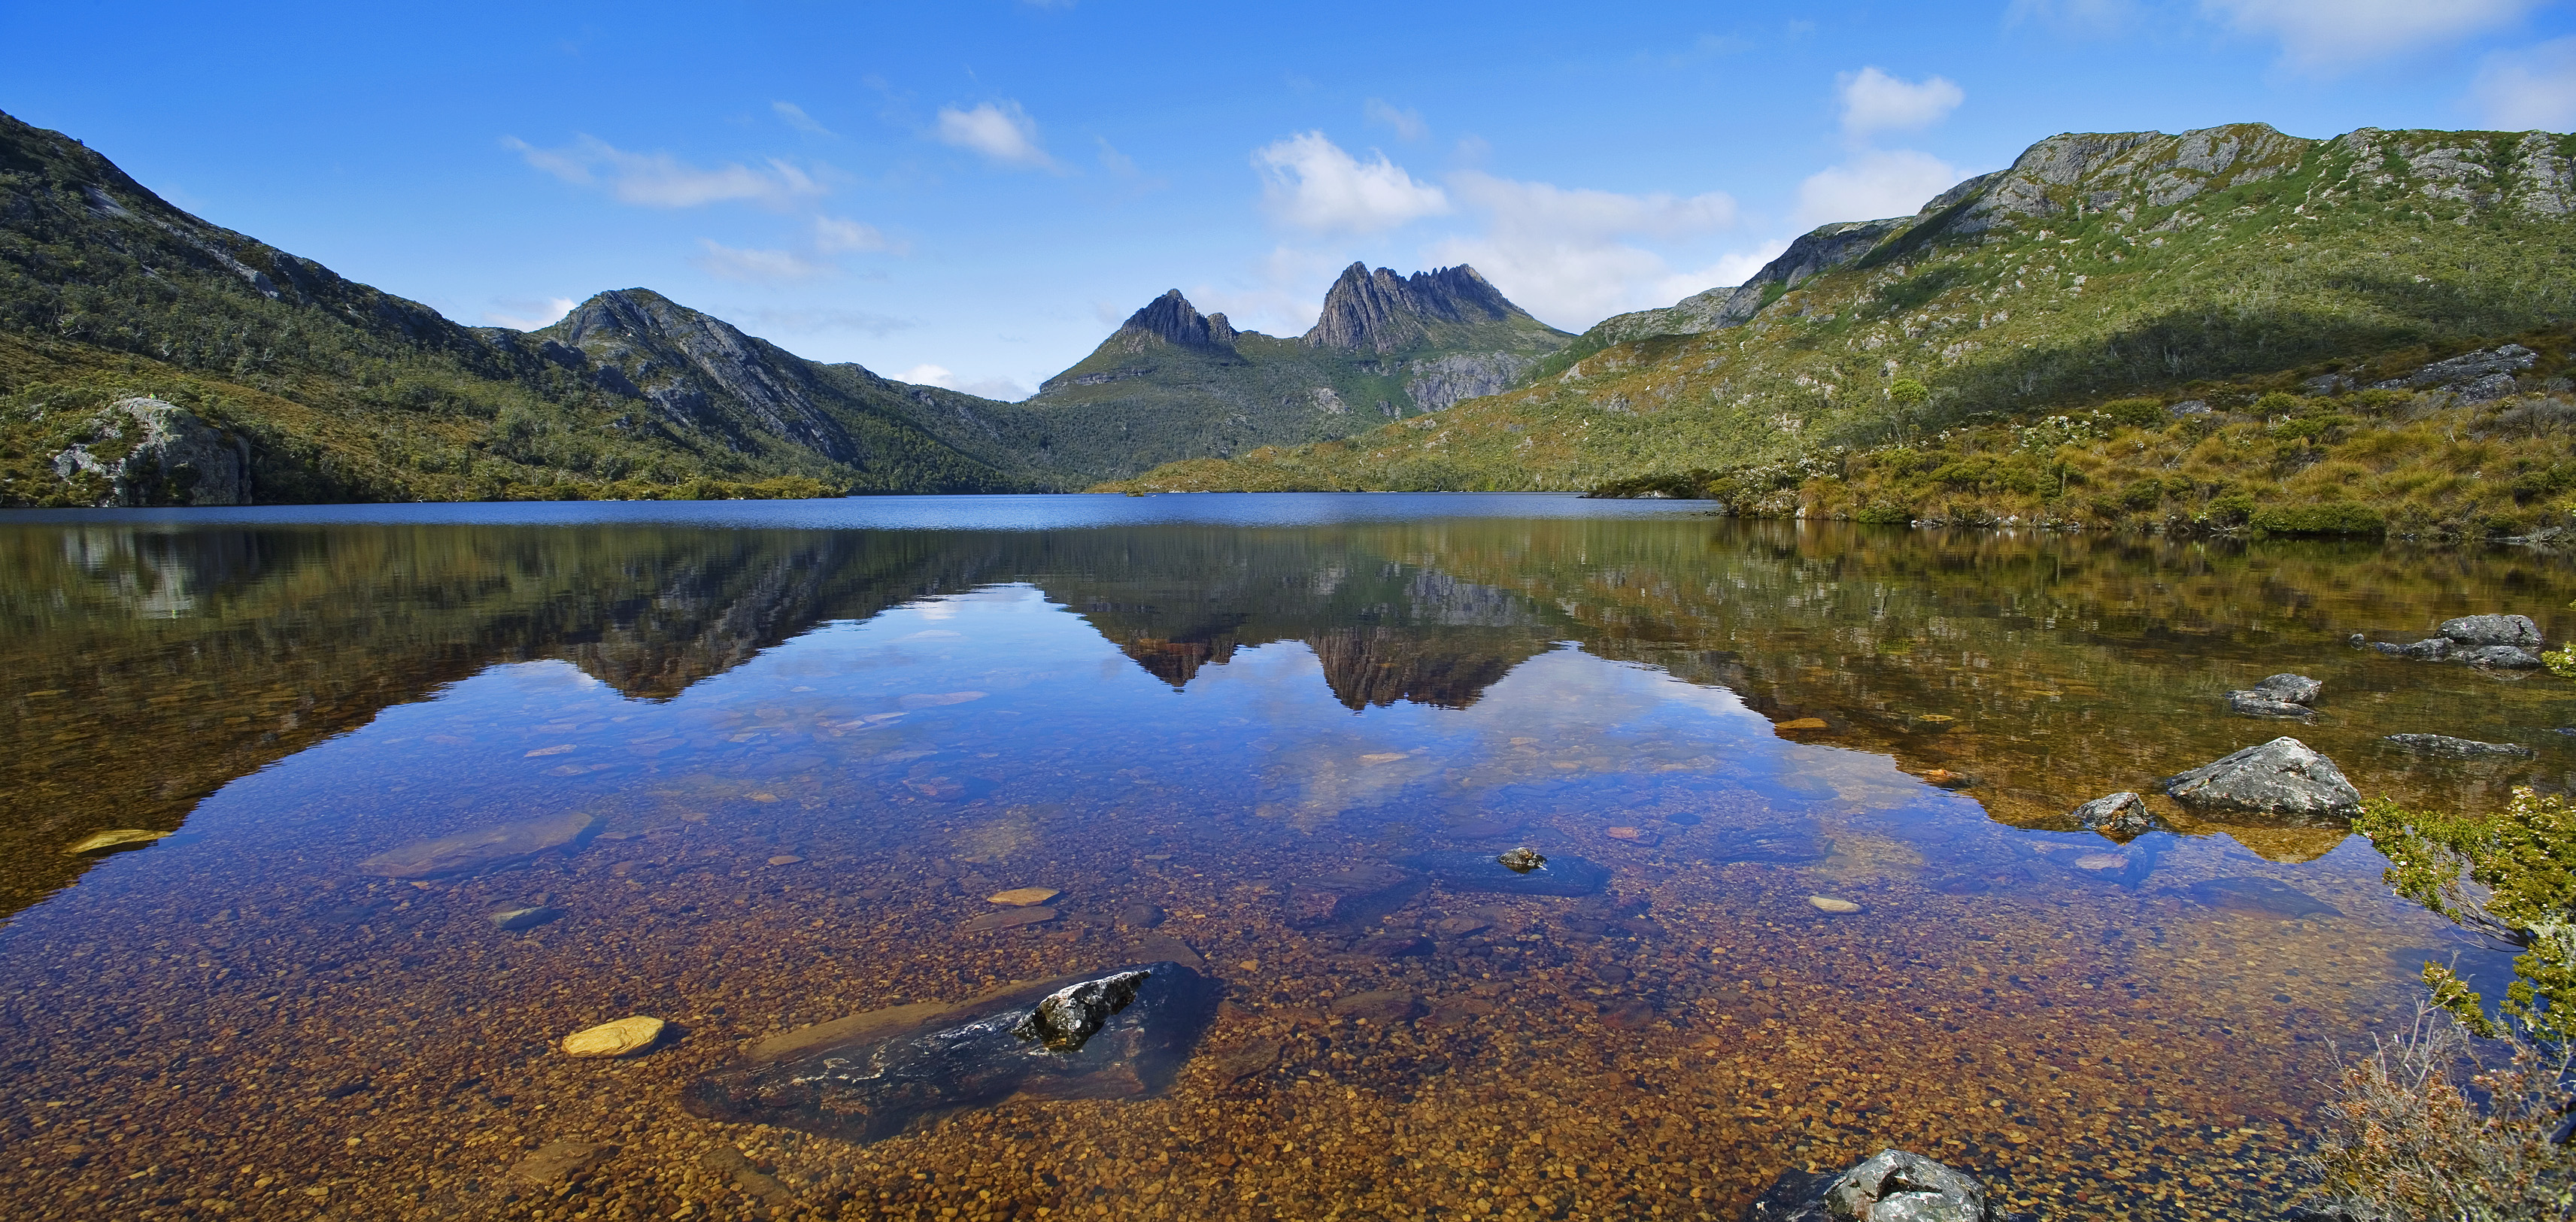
[
  {"left": 988, "top": 887, "right": 1060, "bottom": 906},
  {"left": 1743, "top": 1148, "right": 1994, "bottom": 1222},
  {"left": 2070, "top": 792, "right": 2158, "bottom": 839},
  {"left": 1329, "top": 990, "right": 1427, "bottom": 1024},
  {"left": 1709, "top": 821, "right": 1827, "bottom": 865},
  {"left": 62, "top": 828, "right": 172, "bottom": 856},
  {"left": 1212, "top": 1038, "right": 1282, "bottom": 1084},
  {"left": 1496, "top": 846, "right": 1546, "bottom": 872},
  {"left": 704, "top": 1146, "right": 795, "bottom": 1210},
  {"left": 356, "top": 811, "right": 600, "bottom": 879},
  {"left": 2163, "top": 736, "right": 2362, "bottom": 824},
  {"left": 507, "top": 1139, "right": 617, "bottom": 1186},
  {"left": 2227, "top": 690, "right": 2314, "bottom": 720},
  {"left": 2363, "top": 636, "right": 2452, "bottom": 661},
  {"left": 1350, "top": 933, "right": 1432, "bottom": 958},
  {"left": 1015, "top": 970, "right": 1151, "bottom": 1051},
  {"left": 1400, "top": 850, "right": 1609, "bottom": 896},
  {"left": 1807, "top": 896, "right": 1861, "bottom": 914},
  {"left": 2383, "top": 733, "right": 2535, "bottom": 759},
  {"left": 960, "top": 906, "right": 1059, "bottom": 932},
  {"left": 2455, "top": 644, "right": 2545, "bottom": 669},
  {"left": 1116, "top": 902, "right": 1167, "bottom": 929},
  {"left": 489, "top": 904, "right": 562, "bottom": 931},
  {"left": 1284, "top": 863, "right": 1425, "bottom": 928},
  {"left": 683, "top": 961, "right": 1216, "bottom": 1142},
  {"left": 2438, "top": 613, "right": 2543, "bottom": 647},
  {"left": 2186, "top": 876, "right": 2342, "bottom": 919},
  {"left": 561, "top": 1015, "right": 665, "bottom": 1058},
  {"left": 2252, "top": 673, "right": 2323, "bottom": 705}
]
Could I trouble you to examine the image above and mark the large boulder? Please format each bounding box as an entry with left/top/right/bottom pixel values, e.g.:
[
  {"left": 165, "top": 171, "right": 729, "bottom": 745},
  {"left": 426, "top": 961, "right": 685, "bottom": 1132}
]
[
  {"left": 2453, "top": 644, "right": 2544, "bottom": 669},
  {"left": 2383, "top": 733, "right": 2534, "bottom": 760},
  {"left": 48, "top": 397, "right": 253, "bottom": 506},
  {"left": 2252, "top": 674, "right": 2323, "bottom": 705},
  {"left": 2438, "top": 614, "right": 2541, "bottom": 647},
  {"left": 2164, "top": 738, "right": 2362, "bottom": 824},
  {"left": 1742, "top": 1149, "right": 1996, "bottom": 1220}
]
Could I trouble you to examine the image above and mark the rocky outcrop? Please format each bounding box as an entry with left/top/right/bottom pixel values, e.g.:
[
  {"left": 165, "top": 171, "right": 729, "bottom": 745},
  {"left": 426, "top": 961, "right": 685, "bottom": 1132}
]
[
  {"left": 2164, "top": 738, "right": 2362, "bottom": 824},
  {"left": 2438, "top": 614, "right": 2543, "bottom": 647},
  {"left": 1303, "top": 263, "right": 1532, "bottom": 353},
  {"left": 2374, "top": 345, "right": 2536, "bottom": 399},
  {"left": 542, "top": 290, "right": 861, "bottom": 457},
  {"left": 1115, "top": 290, "right": 1239, "bottom": 353},
  {"left": 1743, "top": 1148, "right": 1999, "bottom": 1221},
  {"left": 49, "top": 398, "right": 252, "bottom": 506},
  {"left": 1404, "top": 350, "right": 1536, "bottom": 412},
  {"left": 683, "top": 962, "right": 1215, "bottom": 1142}
]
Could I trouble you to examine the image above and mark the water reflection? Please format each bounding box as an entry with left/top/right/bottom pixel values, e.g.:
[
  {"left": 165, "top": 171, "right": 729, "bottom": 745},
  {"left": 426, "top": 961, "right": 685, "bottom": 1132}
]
[{"left": 0, "top": 501, "right": 2565, "bottom": 1220}]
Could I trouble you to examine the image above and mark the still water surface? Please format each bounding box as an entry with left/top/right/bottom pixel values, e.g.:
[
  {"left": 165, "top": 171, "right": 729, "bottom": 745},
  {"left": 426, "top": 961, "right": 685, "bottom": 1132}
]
[{"left": 2, "top": 494, "right": 2568, "bottom": 1221}]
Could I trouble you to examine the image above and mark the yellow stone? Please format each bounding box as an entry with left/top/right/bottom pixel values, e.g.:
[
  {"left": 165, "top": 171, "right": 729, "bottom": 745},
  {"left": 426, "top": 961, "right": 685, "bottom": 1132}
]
[
  {"left": 1807, "top": 896, "right": 1861, "bottom": 914},
  {"left": 562, "top": 1016, "right": 665, "bottom": 1058},
  {"left": 63, "top": 829, "right": 172, "bottom": 855},
  {"left": 1776, "top": 717, "right": 1828, "bottom": 730},
  {"left": 986, "top": 887, "right": 1060, "bottom": 907}
]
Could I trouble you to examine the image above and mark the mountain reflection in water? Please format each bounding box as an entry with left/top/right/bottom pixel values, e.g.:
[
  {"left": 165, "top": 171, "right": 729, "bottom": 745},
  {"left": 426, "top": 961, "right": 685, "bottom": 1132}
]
[{"left": 0, "top": 497, "right": 2565, "bottom": 1221}]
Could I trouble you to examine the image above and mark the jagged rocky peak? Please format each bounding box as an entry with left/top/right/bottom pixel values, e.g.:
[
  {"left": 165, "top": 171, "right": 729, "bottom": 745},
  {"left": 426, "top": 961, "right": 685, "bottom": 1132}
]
[
  {"left": 1303, "top": 263, "right": 1528, "bottom": 353},
  {"left": 1121, "top": 290, "right": 1236, "bottom": 350}
]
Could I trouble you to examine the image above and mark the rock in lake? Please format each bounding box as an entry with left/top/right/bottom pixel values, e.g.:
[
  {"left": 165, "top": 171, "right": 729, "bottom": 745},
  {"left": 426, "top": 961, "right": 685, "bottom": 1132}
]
[
  {"left": 2252, "top": 673, "right": 2323, "bottom": 705},
  {"left": 1015, "top": 971, "right": 1150, "bottom": 1050},
  {"left": 490, "top": 903, "right": 563, "bottom": 931},
  {"left": 1807, "top": 896, "right": 1861, "bottom": 914},
  {"left": 1330, "top": 990, "right": 1427, "bottom": 1024},
  {"left": 2383, "top": 733, "right": 2535, "bottom": 760},
  {"left": 357, "top": 811, "right": 600, "bottom": 878},
  {"left": 1283, "top": 863, "right": 1425, "bottom": 928},
  {"left": 987, "top": 887, "right": 1060, "bottom": 906},
  {"left": 2070, "top": 792, "right": 2158, "bottom": 839},
  {"left": 2164, "top": 738, "right": 2362, "bottom": 823},
  {"left": 2454, "top": 644, "right": 2545, "bottom": 669},
  {"left": 683, "top": 961, "right": 1215, "bottom": 1142},
  {"left": 62, "top": 828, "right": 174, "bottom": 855},
  {"left": 960, "top": 906, "right": 1060, "bottom": 932},
  {"left": 507, "top": 1140, "right": 618, "bottom": 1186},
  {"left": 2185, "top": 876, "right": 2341, "bottom": 919},
  {"left": 2362, "top": 636, "right": 2452, "bottom": 661},
  {"left": 2226, "top": 690, "right": 2314, "bottom": 719},
  {"left": 562, "top": 1015, "right": 666, "bottom": 1058},
  {"left": 1743, "top": 1148, "right": 1995, "bottom": 1221},
  {"left": 2438, "top": 614, "right": 2543, "bottom": 647},
  {"left": 1399, "top": 850, "right": 1609, "bottom": 896},
  {"left": 1497, "top": 847, "right": 1547, "bottom": 872}
]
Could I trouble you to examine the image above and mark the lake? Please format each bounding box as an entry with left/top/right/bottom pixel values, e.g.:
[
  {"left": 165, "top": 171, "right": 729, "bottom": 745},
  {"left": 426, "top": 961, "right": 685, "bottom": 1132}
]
[{"left": 2, "top": 493, "right": 2563, "bottom": 1221}]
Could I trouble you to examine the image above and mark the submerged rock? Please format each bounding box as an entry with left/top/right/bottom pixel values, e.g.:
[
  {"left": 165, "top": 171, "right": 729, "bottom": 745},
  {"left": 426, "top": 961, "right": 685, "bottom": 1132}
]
[
  {"left": 357, "top": 811, "right": 600, "bottom": 878},
  {"left": 1015, "top": 971, "right": 1150, "bottom": 1051},
  {"left": 1743, "top": 1148, "right": 1995, "bottom": 1221},
  {"left": 2227, "top": 690, "right": 2315, "bottom": 720},
  {"left": 2383, "top": 733, "right": 2535, "bottom": 760},
  {"left": 62, "top": 828, "right": 174, "bottom": 855},
  {"left": 988, "top": 887, "right": 1060, "bottom": 906},
  {"left": 2185, "top": 876, "right": 2342, "bottom": 919},
  {"left": 2438, "top": 614, "right": 2542, "bottom": 647},
  {"left": 1708, "top": 821, "right": 1828, "bottom": 866},
  {"left": 562, "top": 1015, "right": 666, "bottom": 1058},
  {"left": 2164, "top": 738, "right": 2362, "bottom": 824},
  {"left": 1807, "top": 896, "right": 1861, "bottom": 914},
  {"left": 1284, "top": 863, "right": 1425, "bottom": 928},
  {"left": 2361, "top": 636, "right": 2451, "bottom": 661},
  {"left": 684, "top": 962, "right": 1215, "bottom": 1142},
  {"left": 2253, "top": 674, "right": 2323, "bottom": 705},
  {"left": 1398, "top": 850, "right": 1609, "bottom": 896},
  {"left": 490, "top": 904, "right": 563, "bottom": 931},
  {"left": 2070, "top": 792, "right": 2157, "bottom": 839},
  {"left": 1329, "top": 990, "right": 1427, "bottom": 1023},
  {"left": 508, "top": 1140, "right": 618, "bottom": 1186}
]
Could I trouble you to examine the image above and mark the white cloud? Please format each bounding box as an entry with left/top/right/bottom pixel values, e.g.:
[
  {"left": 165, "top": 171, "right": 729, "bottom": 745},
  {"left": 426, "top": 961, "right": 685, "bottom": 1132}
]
[
  {"left": 484, "top": 296, "right": 575, "bottom": 331},
  {"left": 2475, "top": 35, "right": 2576, "bottom": 129},
  {"left": 504, "top": 135, "right": 827, "bottom": 210},
  {"left": 772, "top": 102, "right": 834, "bottom": 136},
  {"left": 900, "top": 364, "right": 1030, "bottom": 401},
  {"left": 1364, "top": 99, "right": 1429, "bottom": 141},
  {"left": 812, "top": 214, "right": 891, "bottom": 254},
  {"left": 2200, "top": 0, "right": 2540, "bottom": 69},
  {"left": 1252, "top": 132, "right": 1451, "bottom": 234},
  {"left": 1423, "top": 172, "right": 1743, "bottom": 326},
  {"left": 935, "top": 102, "right": 1057, "bottom": 170},
  {"left": 1837, "top": 67, "right": 1965, "bottom": 137},
  {"left": 692, "top": 240, "right": 833, "bottom": 282},
  {"left": 1795, "top": 149, "right": 1968, "bottom": 226}
]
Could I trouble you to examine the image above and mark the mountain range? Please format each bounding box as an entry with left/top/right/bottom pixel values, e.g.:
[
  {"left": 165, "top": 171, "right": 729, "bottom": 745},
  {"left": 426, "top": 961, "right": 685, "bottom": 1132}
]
[{"left": 9, "top": 110, "right": 2576, "bottom": 509}]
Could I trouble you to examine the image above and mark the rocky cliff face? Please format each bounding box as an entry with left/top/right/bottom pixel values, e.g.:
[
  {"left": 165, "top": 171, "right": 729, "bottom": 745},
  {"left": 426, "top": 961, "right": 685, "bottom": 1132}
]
[
  {"left": 1120, "top": 290, "right": 1239, "bottom": 351},
  {"left": 1302, "top": 263, "right": 1531, "bottom": 353},
  {"left": 542, "top": 290, "right": 866, "bottom": 461}
]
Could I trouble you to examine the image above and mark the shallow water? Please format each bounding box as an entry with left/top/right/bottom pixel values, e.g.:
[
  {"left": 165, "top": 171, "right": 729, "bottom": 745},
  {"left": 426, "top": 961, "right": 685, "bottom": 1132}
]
[{"left": 1, "top": 495, "right": 2565, "bottom": 1220}]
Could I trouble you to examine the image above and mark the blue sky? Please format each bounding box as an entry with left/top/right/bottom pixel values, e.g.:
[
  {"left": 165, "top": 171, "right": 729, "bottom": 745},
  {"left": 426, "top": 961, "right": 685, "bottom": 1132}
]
[{"left": 9, "top": 2, "right": 2576, "bottom": 399}]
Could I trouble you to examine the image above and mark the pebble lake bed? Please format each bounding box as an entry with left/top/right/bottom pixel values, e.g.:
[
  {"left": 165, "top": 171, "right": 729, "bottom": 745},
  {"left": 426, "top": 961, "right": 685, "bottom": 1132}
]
[{"left": 2, "top": 493, "right": 2568, "bottom": 1221}]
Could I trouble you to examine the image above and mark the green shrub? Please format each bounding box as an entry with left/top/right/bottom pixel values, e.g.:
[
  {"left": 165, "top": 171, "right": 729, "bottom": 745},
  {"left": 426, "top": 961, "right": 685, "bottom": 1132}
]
[
  {"left": 2100, "top": 397, "right": 2164, "bottom": 428},
  {"left": 1853, "top": 501, "right": 1913, "bottom": 524},
  {"left": 2252, "top": 500, "right": 2384, "bottom": 535},
  {"left": 2119, "top": 480, "right": 2165, "bottom": 510},
  {"left": 2256, "top": 390, "right": 2304, "bottom": 416}
]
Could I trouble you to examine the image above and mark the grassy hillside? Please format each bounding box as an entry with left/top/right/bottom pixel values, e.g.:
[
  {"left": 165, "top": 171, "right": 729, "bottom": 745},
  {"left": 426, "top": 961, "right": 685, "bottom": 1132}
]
[
  {"left": 1102, "top": 123, "right": 2576, "bottom": 507},
  {"left": 0, "top": 110, "right": 1035, "bottom": 505}
]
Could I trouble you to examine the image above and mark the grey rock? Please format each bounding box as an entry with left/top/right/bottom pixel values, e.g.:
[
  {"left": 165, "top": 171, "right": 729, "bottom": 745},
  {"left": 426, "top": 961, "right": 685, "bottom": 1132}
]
[
  {"left": 49, "top": 398, "right": 252, "bottom": 507},
  {"left": 1303, "top": 263, "right": 1535, "bottom": 353},
  {"left": 2253, "top": 673, "right": 2323, "bottom": 705},
  {"left": 2166, "top": 399, "right": 2213, "bottom": 417},
  {"left": 1403, "top": 350, "right": 1536, "bottom": 413},
  {"left": 1743, "top": 1148, "right": 1994, "bottom": 1221},
  {"left": 2300, "top": 374, "right": 2355, "bottom": 396},
  {"left": 2458, "top": 372, "right": 2521, "bottom": 402},
  {"left": 2374, "top": 344, "right": 2537, "bottom": 393},
  {"left": 2366, "top": 637, "right": 2452, "bottom": 661},
  {"left": 2228, "top": 690, "right": 2316, "bottom": 719},
  {"left": 2383, "top": 733, "right": 2535, "bottom": 760},
  {"left": 2456, "top": 644, "right": 2545, "bottom": 669},
  {"left": 2071, "top": 792, "right": 2158, "bottom": 838},
  {"left": 684, "top": 961, "right": 1215, "bottom": 1142},
  {"left": 1497, "top": 847, "right": 1547, "bottom": 872},
  {"left": 1015, "top": 970, "right": 1151, "bottom": 1051},
  {"left": 2164, "top": 737, "right": 2362, "bottom": 823},
  {"left": 1118, "top": 290, "right": 1239, "bottom": 352},
  {"left": 2438, "top": 614, "right": 2542, "bottom": 647},
  {"left": 357, "top": 811, "right": 600, "bottom": 878}
]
